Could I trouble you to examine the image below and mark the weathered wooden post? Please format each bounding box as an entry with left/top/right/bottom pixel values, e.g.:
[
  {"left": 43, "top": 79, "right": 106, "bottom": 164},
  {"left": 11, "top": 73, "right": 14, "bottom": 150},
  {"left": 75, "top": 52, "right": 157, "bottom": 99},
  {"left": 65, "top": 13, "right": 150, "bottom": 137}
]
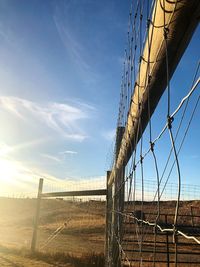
[
  {"left": 111, "top": 126, "right": 125, "bottom": 267},
  {"left": 31, "top": 178, "right": 43, "bottom": 252},
  {"left": 105, "top": 170, "right": 112, "bottom": 267}
]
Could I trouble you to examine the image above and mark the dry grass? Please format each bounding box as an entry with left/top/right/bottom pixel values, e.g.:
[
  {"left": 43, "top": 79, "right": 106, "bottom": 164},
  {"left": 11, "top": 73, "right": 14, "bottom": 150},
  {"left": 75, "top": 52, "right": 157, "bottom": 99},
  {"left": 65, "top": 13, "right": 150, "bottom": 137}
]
[
  {"left": 0, "top": 198, "right": 106, "bottom": 266},
  {"left": 0, "top": 245, "right": 104, "bottom": 267},
  {"left": 1, "top": 198, "right": 199, "bottom": 266},
  {"left": 0, "top": 198, "right": 105, "bottom": 255}
]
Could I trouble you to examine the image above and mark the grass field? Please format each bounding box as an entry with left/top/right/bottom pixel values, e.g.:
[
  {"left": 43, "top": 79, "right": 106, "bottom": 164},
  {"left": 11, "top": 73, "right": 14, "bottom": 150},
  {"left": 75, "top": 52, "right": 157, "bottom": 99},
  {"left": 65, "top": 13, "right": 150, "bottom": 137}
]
[
  {"left": 1, "top": 198, "right": 200, "bottom": 266},
  {"left": 0, "top": 197, "right": 106, "bottom": 266}
]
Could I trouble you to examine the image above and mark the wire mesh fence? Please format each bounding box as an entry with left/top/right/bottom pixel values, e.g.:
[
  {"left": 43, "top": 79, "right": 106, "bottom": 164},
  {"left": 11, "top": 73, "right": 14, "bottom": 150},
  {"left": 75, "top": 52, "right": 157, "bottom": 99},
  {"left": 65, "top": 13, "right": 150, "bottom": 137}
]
[
  {"left": 37, "top": 198, "right": 106, "bottom": 256},
  {"left": 106, "top": 0, "right": 200, "bottom": 266},
  {"left": 34, "top": 177, "right": 106, "bottom": 256},
  {"left": 0, "top": 180, "right": 106, "bottom": 257}
]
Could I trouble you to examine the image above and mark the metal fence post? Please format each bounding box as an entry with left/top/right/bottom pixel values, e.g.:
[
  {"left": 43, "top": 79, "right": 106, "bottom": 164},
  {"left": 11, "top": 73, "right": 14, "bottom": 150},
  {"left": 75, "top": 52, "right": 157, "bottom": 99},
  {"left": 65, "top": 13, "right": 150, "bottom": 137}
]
[{"left": 31, "top": 178, "right": 43, "bottom": 252}]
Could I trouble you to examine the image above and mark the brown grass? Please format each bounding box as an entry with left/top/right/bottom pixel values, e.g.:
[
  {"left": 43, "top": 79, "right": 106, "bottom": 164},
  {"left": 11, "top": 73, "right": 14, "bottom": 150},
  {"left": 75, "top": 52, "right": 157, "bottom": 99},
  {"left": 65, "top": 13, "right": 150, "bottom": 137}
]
[
  {"left": 0, "top": 245, "right": 105, "bottom": 267},
  {"left": 0, "top": 198, "right": 199, "bottom": 266},
  {"left": 0, "top": 198, "right": 105, "bottom": 256}
]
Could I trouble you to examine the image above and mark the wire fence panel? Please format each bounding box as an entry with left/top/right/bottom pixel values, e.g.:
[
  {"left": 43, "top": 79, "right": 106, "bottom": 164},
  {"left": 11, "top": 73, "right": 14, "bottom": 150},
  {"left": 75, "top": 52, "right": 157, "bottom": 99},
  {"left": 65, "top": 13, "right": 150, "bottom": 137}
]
[
  {"left": 0, "top": 177, "right": 106, "bottom": 264},
  {"left": 35, "top": 177, "right": 106, "bottom": 256},
  {"left": 106, "top": 0, "right": 200, "bottom": 266}
]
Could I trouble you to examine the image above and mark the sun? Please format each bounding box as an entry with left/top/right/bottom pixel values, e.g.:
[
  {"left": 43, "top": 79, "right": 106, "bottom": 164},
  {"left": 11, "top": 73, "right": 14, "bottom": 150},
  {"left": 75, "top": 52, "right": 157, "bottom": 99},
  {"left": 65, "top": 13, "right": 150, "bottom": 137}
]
[{"left": 0, "top": 158, "right": 20, "bottom": 184}]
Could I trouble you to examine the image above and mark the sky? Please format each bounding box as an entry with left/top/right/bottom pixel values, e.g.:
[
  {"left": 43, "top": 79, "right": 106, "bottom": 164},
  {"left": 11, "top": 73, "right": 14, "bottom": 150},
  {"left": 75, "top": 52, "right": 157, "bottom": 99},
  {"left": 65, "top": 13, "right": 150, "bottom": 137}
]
[{"left": 0, "top": 0, "right": 199, "bottom": 196}]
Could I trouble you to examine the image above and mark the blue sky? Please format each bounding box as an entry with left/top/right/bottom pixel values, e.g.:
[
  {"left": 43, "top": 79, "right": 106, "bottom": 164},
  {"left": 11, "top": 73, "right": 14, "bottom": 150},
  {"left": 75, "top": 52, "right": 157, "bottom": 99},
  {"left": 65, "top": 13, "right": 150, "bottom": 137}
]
[
  {"left": 0, "top": 0, "right": 199, "bottom": 195},
  {"left": 0, "top": 0, "right": 131, "bottom": 194}
]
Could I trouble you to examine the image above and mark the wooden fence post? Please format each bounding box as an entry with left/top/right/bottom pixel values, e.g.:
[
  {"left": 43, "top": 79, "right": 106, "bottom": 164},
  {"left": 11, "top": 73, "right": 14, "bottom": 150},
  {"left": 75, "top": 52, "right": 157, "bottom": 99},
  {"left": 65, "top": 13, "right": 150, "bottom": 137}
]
[
  {"left": 105, "top": 170, "right": 112, "bottom": 267},
  {"left": 31, "top": 178, "right": 43, "bottom": 252},
  {"left": 112, "top": 127, "right": 125, "bottom": 267}
]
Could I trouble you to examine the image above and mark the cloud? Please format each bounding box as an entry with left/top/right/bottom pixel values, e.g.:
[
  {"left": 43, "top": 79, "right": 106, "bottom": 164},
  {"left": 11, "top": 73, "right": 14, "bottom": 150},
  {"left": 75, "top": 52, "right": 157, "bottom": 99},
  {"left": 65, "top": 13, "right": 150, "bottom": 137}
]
[
  {"left": 40, "top": 150, "right": 78, "bottom": 164},
  {"left": 53, "top": 5, "right": 98, "bottom": 83},
  {"left": 54, "top": 15, "right": 89, "bottom": 72},
  {"left": 41, "top": 153, "right": 61, "bottom": 162},
  {"left": 0, "top": 96, "right": 93, "bottom": 141},
  {"left": 60, "top": 150, "right": 77, "bottom": 155}
]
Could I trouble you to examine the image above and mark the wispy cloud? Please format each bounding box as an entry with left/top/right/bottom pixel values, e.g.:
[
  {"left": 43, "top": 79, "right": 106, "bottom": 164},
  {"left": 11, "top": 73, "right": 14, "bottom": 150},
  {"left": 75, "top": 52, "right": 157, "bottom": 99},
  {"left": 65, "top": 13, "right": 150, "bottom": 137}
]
[
  {"left": 0, "top": 96, "right": 93, "bottom": 141},
  {"left": 54, "top": 17, "right": 90, "bottom": 71},
  {"left": 0, "top": 17, "right": 15, "bottom": 45},
  {"left": 41, "top": 153, "right": 61, "bottom": 162},
  {"left": 60, "top": 150, "right": 78, "bottom": 155},
  {"left": 40, "top": 150, "right": 77, "bottom": 163},
  {"left": 53, "top": 4, "right": 98, "bottom": 83}
]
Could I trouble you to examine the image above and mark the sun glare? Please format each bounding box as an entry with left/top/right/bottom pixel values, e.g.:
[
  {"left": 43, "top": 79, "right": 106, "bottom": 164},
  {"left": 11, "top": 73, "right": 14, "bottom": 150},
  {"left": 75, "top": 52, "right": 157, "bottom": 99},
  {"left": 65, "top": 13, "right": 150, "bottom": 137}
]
[{"left": 0, "top": 158, "right": 19, "bottom": 184}]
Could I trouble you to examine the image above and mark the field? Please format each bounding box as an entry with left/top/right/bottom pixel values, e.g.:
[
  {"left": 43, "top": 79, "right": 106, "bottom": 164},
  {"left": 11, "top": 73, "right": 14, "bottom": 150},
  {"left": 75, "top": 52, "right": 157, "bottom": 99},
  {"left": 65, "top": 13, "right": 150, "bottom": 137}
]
[
  {"left": 0, "top": 198, "right": 200, "bottom": 266},
  {"left": 0, "top": 198, "right": 105, "bottom": 266}
]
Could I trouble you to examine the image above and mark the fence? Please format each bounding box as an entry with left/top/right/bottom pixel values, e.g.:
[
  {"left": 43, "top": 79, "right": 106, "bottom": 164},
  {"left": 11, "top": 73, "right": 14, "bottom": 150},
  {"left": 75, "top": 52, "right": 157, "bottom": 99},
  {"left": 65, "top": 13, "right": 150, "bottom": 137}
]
[
  {"left": 26, "top": 0, "right": 200, "bottom": 265},
  {"left": 30, "top": 177, "right": 107, "bottom": 257},
  {"left": 105, "top": 0, "right": 200, "bottom": 266}
]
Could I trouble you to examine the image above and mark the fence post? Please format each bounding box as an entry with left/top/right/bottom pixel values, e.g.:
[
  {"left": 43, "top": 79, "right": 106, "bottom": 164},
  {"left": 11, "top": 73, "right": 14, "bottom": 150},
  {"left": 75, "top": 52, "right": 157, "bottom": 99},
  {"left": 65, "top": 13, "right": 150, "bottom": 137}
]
[
  {"left": 31, "top": 178, "right": 43, "bottom": 252},
  {"left": 111, "top": 126, "right": 125, "bottom": 267},
  {"left": 105, "top": 170, "right": 112, "bottom": 267}
]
